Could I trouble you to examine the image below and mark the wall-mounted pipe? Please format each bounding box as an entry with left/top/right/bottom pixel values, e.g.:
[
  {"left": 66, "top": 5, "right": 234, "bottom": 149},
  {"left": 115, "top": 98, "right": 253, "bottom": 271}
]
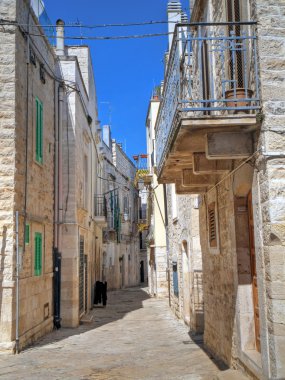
[
  {"left": 15, "top": 211, "right": 20, "bottom": 354},
  {"left": 58, "top": 85, "right": 64, "bottom": 253}
]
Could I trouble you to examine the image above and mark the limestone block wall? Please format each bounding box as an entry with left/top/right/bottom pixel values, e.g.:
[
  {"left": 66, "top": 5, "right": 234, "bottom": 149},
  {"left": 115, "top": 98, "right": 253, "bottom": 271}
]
[
  {"left": 166, "top": 185, "right": 204, "bottom": 332},
  {"left": 193, "top": 0, "right": 285, "bottom": 378},
  {"left": 199, "top": 180, "right": 237, "bottom": 366},
  {"left": 0, "top": 0, "right": 56, "bottom": 350},
  {"left": 16, "top": 0, "right": 55, "bottom": 347},
  {"left": 253, "top": 1, "right": 285, "bottom": 378},
  {"left": 0, "top": 0, "right": 17, "bottom": 350}
]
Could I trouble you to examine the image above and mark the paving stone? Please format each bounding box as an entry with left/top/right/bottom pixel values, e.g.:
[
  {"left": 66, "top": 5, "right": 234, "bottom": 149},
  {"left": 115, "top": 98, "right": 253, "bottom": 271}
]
[{"left": 0, "top": 287, "right": 246, "bottom": 379}]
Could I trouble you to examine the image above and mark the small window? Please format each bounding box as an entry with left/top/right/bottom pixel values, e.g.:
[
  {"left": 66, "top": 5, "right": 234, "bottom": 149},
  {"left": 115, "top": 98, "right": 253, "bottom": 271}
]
[
  {"left": 208, "top": 202, "right": 217, "bottom": 248},
  {"left": 173, "top": 263, "right": 179, "bottom": 297},
  {"left": 25, "top": 224, "right": 30, "bottom": 244},
  {"left": 35, "top": 97, "right": 43, "bottom": 164},
  {"left": 171, "top": 184, "right": 178, "bottom": 220},
  {"left": 34, "top": 232, "right": 42, "bottom": 276}
]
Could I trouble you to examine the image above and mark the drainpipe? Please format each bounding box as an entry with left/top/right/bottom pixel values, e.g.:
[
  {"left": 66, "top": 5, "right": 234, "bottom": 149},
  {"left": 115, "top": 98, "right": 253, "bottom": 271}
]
[
  {"left": 15, "top": 211, "right": 20, "bottom": 354},
  {"left": 58, "top": 85, "right": 63, "bottom": 253},
  {"left": 54, "top": 81, "right": 59, "bottom": 250},
  {"left": 53, "top": 19, "right": 65, "bottom": 329},
  {"left": 163, "top": 184, "right": 171, "bottom": 307}
]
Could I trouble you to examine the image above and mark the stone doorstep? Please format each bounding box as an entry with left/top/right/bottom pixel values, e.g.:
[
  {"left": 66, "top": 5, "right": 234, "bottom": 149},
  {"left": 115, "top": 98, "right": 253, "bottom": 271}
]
[
  {"left": 213, "top": 369, "right": 250, "bottom": 380},
  {"left": 80, "top": 312, "right": 95, "bottom": 324}
]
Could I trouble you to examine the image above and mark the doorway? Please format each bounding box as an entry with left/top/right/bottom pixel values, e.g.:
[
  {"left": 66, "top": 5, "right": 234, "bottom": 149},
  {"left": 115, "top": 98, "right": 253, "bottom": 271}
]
[{"left": 140, "top": 260, "right": 145, "bottom": 283}]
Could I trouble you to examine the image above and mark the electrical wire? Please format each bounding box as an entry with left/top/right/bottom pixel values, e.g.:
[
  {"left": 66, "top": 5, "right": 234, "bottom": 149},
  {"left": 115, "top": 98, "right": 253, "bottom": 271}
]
[
  {"left": 0, "top": 19, "right": 174, "bottom": 40},
  {"left": 206, "top": 148, "right": 262, "bottom": 195},
  {"left": 0, "top": 19, "right": 180, "bottom": 28},
  {"left": 1, "top": 18, "right": 146, "bottom": 191},
  {"left": 27, "top": 31, "right": 174, "bottom": 40}
]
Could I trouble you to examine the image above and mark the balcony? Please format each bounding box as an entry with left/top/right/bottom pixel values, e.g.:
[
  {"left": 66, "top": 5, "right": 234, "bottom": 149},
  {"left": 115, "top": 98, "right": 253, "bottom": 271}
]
[
  {"left": 133, "top": 154, "right": 152, "bottom": 187},
  {"left": 155, "top": 22, "right": 260, "bottom": 192},
  {"left": 31, "top": 0, "right": 55, "bottom": 45},
  {"left": 94, "top": 196, "right": 107, "bottom": 227}
]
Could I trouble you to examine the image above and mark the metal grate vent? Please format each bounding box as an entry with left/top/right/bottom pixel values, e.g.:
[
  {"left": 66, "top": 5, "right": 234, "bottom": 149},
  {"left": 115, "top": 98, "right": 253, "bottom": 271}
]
[{"left": 208, "top": 202, "right": 217, "bottom": 248}]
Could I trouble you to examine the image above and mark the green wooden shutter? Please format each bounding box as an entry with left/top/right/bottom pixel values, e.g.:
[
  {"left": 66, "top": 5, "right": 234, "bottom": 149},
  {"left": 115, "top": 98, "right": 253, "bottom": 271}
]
[
  {"left": 25, "top": 224, "right": 30, "bottom": 244},
  {"left": 34, "top": 232, "right": 42, "bottom": 276},
  {"left": 36, "top": 98, "right": 43, "bottom": 164}
]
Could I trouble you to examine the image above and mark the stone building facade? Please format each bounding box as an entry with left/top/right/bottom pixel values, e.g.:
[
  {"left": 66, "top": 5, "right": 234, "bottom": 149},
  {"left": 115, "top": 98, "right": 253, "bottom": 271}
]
[
  {"left": 0, "top": 0, "right": 104, "bottom": 349},
  {"left": 191, "top": 1, "right": 285, "bottom": 378},
  {"left": 0, "top": 0, "right": 56, "bottom": 351},
  {"left": 57, "top": 44, "right": 103, "bottom": 327},
  {"left": 145, "top": 95, "right": 168, "bottom": 298},
  {"left": 100, "top": 125, "right": 140, "bottom": 290},
  {"left": 154, "top": 0, "right": 285, "bottom": 378}
]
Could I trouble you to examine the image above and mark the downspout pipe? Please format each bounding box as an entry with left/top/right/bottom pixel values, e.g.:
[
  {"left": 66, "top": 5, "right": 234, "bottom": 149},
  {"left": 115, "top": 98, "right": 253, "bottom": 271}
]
[
  {"left": 15, "top": 211, "right": 20, "bottom": 354},
  {"left": 54, "top": 81, "right": 59, "bottom": 250},
  {"left": 58, "top": 85, "right": 63, "bottom": 254},
  {"left": 53, "top": 19, "right": 65, "bottom": 329}
]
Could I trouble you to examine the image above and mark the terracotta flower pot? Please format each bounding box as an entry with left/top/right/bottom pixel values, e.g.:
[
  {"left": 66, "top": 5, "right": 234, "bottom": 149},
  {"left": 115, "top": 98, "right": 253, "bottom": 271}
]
[{"left": 225, "top": 88, "right": 253, "bottom": 112}]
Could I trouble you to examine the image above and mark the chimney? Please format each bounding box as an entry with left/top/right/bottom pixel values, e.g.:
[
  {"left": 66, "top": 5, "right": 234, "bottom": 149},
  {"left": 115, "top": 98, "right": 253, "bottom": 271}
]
[
  {"left": 167, "top": 1, "right": 182, "bottom": 50},
  {"left": 56, "top": 19, "right": 65, "bottom": 56}
]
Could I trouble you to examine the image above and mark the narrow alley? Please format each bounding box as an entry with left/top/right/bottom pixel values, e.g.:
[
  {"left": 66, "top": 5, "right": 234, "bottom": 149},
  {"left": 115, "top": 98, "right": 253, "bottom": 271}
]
[{"left": 0, "top": 287, "right": 231, "bottom": 380}]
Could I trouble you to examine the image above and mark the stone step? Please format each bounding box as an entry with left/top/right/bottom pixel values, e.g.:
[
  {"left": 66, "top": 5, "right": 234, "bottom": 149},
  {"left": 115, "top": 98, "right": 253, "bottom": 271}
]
[
  {"left": 80, "top": 312, "right": 95, "bottom": 324},
  {"left": 212, "top": 369, "right": 250, "bottom": 380}
]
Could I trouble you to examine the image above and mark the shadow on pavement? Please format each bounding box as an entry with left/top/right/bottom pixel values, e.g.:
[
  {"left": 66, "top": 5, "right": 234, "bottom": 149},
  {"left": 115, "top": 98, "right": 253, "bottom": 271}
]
[
  {"left": 24, "top": 286, "right": 150, "bottom": 351},
  {"left": 188, "top": 331, "right": 229, "bottom": 371}
]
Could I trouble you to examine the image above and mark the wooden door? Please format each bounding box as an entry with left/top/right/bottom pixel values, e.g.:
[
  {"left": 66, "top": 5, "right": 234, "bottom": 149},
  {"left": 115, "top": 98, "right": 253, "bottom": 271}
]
[{"left": 248, "top": 192, "right": 261, "bottom": 352}]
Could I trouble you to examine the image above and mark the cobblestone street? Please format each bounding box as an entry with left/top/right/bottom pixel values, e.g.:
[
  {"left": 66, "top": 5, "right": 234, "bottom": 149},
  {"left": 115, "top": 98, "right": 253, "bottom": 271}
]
[{"left": 0, "top": 288, "right": 229, "bottom": 380}]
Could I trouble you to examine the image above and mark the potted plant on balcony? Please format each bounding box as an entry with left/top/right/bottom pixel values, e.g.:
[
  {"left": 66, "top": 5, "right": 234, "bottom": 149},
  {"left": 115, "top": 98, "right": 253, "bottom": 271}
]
[{"left": 225, "top": 87, "right": 253, "bottom": 112}]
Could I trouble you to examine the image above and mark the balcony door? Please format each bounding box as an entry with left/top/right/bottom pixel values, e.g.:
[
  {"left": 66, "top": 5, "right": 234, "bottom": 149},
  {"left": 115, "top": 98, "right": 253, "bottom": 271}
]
[{"left": 226, "top": 0, "right": 244, "bottom": 88}]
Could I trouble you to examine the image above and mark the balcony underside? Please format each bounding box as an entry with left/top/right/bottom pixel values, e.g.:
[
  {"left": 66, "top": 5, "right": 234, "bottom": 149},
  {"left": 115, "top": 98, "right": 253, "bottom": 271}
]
[
  {"left": 94, "top": 216, "right": 108, "bottom": 227},
  {"left": 157, "top": 114, "right": 258, "bottom": 193}
]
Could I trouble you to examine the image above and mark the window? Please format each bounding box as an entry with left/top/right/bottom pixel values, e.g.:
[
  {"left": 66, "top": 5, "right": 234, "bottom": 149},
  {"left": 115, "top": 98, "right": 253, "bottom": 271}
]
[
  {"left": 171, "top": 184, "right": 178, "bottom": 220},
  {"left": 226, "top": 0, "right": 244, "bottom": 88},
  {"left": 34, "top": 232, "right": 42, "bottom": 276},
  {"left": 173, "top": 262, "right": 179, "bottom": 297},
  {"left": 35, "top": 97, "right": 43, "bottom": 164},
  {"left": 123, "top": 195, "right": 129, "bottom": 221},
  {"left": 208, "top": 202, "right": 217, "bottom": 248},
  {"left": 25, "top": 224, "right": 30, "bottom": 244},
  {"left": 83, "top": 155, "right": 88, "bottom": 209}
]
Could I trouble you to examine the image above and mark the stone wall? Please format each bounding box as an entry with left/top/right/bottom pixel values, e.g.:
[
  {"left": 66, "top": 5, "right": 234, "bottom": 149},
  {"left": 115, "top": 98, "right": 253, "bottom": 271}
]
[
  {"left": 194, "top": 0, "right": 285, "bottom": 378},
  {"left": 59, "top": 47, "right": 102, "bottom": 327},
  {"left": 254, "top": 1, "right": 285, "bottom": 378},
  {"left": 0, "top": 0, "right": 17, "bottom": 350},
  {"left": 0, "top": 0, "right": 56, "bottom": 350},
  {"left": 166, "top": 185, "right": 204, "bottom": 332}
]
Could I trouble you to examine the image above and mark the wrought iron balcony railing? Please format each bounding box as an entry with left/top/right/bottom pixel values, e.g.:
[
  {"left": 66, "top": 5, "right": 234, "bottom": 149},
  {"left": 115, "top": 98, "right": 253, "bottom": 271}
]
[
  {"left": 30, "top": 0, "right": 55, "bottom": 44},
  {"left": 155, "top": 21, "right": 260, "bottom": 172},
  {"left": 94, "top": 196, "right": 107, "bottom": 218}
]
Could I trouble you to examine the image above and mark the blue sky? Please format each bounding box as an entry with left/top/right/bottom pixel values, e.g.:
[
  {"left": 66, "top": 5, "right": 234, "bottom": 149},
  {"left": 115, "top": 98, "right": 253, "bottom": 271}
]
[{"left": 45, "top": 0, "right": 189, "bottom": 159}]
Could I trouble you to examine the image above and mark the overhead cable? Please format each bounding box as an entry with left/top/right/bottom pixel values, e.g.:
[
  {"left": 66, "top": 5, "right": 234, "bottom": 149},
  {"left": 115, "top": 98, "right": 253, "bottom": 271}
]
[
  {"left": 27, "top": 31, "right": 174, "bottom": 40},
  {"left": 0, "top": 19, "right": 179, "bottom": 28}
]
